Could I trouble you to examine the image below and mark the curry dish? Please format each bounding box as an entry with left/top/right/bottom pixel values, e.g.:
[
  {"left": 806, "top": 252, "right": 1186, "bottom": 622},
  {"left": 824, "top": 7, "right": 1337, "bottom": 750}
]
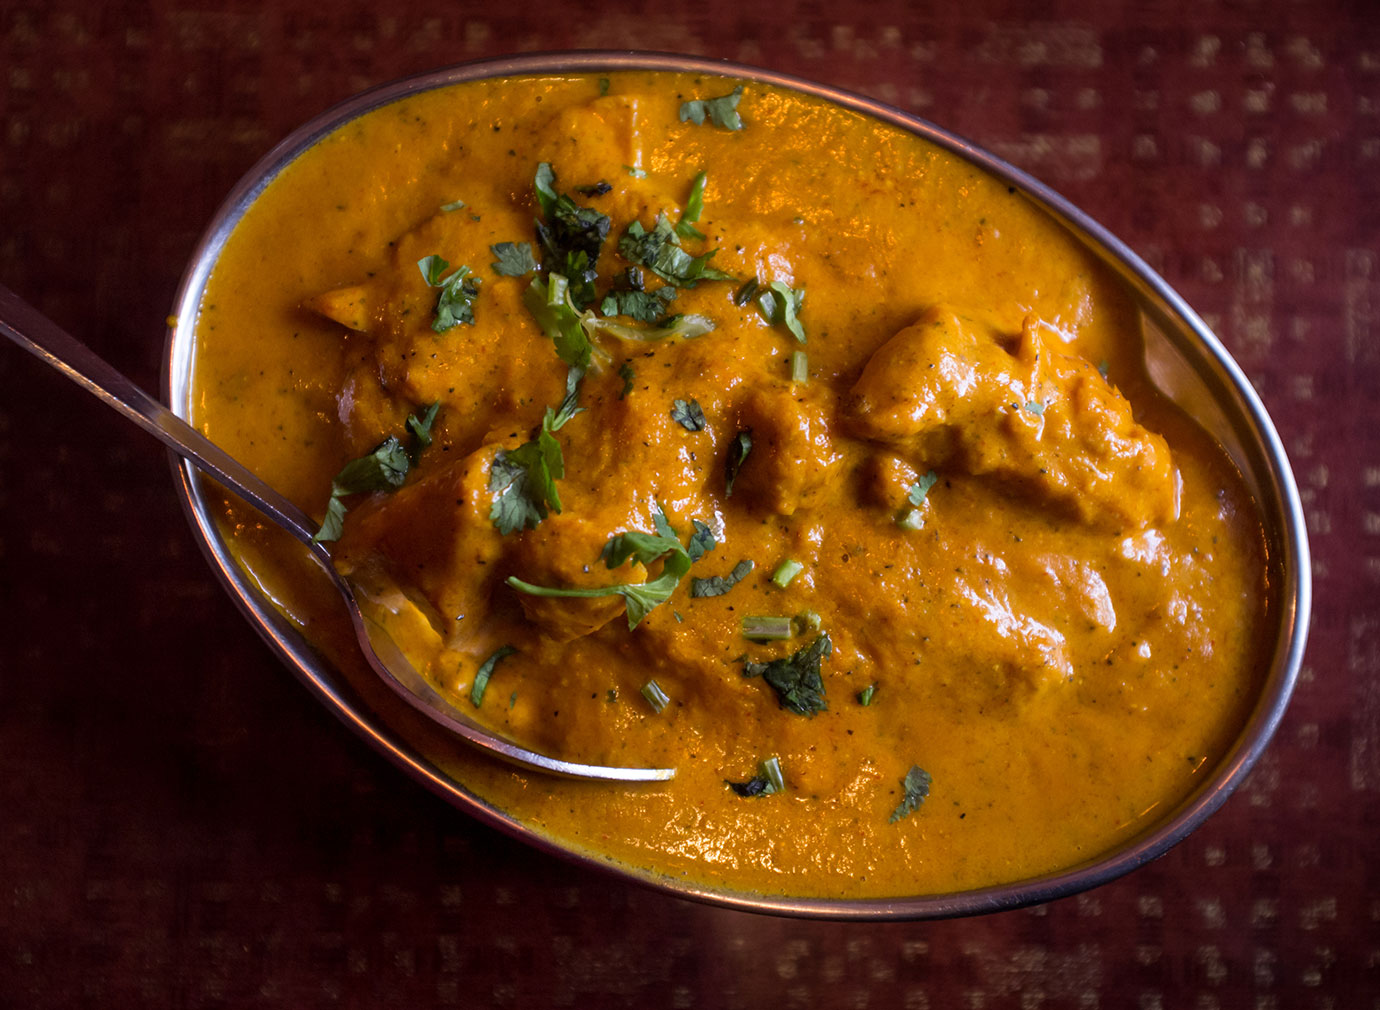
[{"left": 192, "top": 72, "right": 1270, "bottom": 898}]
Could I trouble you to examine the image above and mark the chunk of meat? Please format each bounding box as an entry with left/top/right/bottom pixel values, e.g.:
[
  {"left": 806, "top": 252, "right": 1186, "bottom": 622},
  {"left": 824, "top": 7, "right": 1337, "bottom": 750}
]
[
  {"left": 731, "top": 383, "right": 843, "bottom": 516},
  {"left": 305, "top": 284, "right": 373, "bottom": 332},
  {"left": 502, "top": 514, "right": 635, "bottom": 644},
  {"left": 845, "top": 306, "right": 1179, "bottom": 528},
  {"left": 332, "top": 445, "right": 504, "bottom": 631}
]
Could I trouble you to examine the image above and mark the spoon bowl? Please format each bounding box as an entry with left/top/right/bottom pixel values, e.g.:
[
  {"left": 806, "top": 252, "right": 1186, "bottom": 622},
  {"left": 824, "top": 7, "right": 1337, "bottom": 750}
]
[{"left": 0, "top": 283, "right": 675, "bottom": 783}]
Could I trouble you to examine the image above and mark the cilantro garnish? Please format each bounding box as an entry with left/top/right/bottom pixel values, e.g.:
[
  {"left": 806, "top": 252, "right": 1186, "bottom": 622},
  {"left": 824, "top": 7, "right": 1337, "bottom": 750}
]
[
  {"left": 690, "top": 559, "right": 753, "bottom": 598},
  {"left": 857, "top": 683, "right": 877, "bottom": 706},
  {"left": 470, "top": 645, "right": 517, "bottom": 707},
  {"left": 506, "top": 509, "right": 707, "bottom": 629},
  {"left": 1024, "top": 400, "right": 1045, "bottom": 415},
  {"left": 490, "top": 241, "right": 539, "bottom": 277},
  {"left": 687, "top": 520, "right": 716, "bottom": 561},
  {"left": 523, "top": 275, "right": 592, "bottom": 370},
  {"left": 727, "top": 756, "right": 785, "bottom": 797},
  {"left": 601, "top": 287, "right": 676, "bottom": 323},
  {"left": 908, "top": 471, "right": 938, "bottom": 506},
  {"left": 575, "top": 181, "right": 613, "bottom": 197},
  {"left": 742, "top": 633, "right": 832, "bottom": 716},
  {"left": 725, "top": 430, "right": 753, "bottom": 496},
  {"left": 675, "top": 171, "right": 707, "bottom": 241},
  {"left": 618, "top": 215, "right": 733, "bottom": 288},
  {"left": 440, "top": 199, "right": 466, "bottom": 212},
  {"left": 889, "top": 766, "right": 933, "bottom": 823},
  {"left": 618, "top": 361, "right": 636, "bottom": 399},
  {"left": 404, "top": 401, "right": 440, "bottom": 464},
  {"left": 733, "top": 276, "right": 761, "bottom": 306},
  {"left": 532, "top": 162, "right": 610, "bottom": 309},
  {"left": 312, "top": 436, "right": 410, "bottom": 544},
  {"left": 679, "top": 85, "right": 745, "bottom": 131},
  {"left": 623, "top": 164, "right": 647, "bottom": 178},
  {"left": 488, "top": 409, "right": 568, "bottom": 535},
  {"left": 417, "top": 255, "right": 481, "bottom": 332},
  {"left": 671, "top": 398, "right": 706, "bottom": 431},
  {"left": 757, "top": 280, "right": 806, "bottom": 342}
]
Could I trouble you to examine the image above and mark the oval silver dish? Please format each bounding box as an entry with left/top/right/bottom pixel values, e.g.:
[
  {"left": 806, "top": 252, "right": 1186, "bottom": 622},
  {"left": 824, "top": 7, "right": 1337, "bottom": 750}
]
[{"left": 163, "top": 51, "right": 1311, "bottom": 920}]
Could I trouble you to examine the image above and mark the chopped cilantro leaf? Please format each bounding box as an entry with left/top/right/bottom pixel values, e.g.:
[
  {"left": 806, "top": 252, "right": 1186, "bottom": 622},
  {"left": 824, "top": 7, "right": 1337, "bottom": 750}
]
[
  {"left": 742, "top": 633, "right": 831, "bottom": 716},
  {"left": 523, "top": 276, "right": 591, "bottom": 370},
  {"left": 506, "top": 509, "right": 699, "bottom": 629},
  {"left": 675, "top": 171, "right": 707, "bottom": 240},
  {"left": 490, "top": 241, "right": 539, "bottom": 276},
  {"left": 532, "top": 163, "right": 611, "bottom": 309},
  {"left": 1024, "top": 400, "right": 1045, "bottom": 415},
  {"left": 488, "top": 411, "right": 567, "bottom": 535},
  {"left": 679, "top": 85, "right": 745, "bottom": 130},
  {"left": 440, "top": 199, "right": 466, "bottom": 213},
  {"left": 575, "top": 181, "right": 613, "bottom": 197},
  {"left": 725, "top": 430, "right": 753, "bottom": 496},
  {"left": 690, "top": 559, "right": 753, "bottom": 598},
  {"left": 312, "top": 436, "right": 411, "bottom": 544},
  {"left": 598, "top": 77, "right": 610, "bottom": 96},
  {"left": 889, "top": 765, "right": 933, "bottom": 823},
  {"left": 618, "top": 361, "right": 636, "bottom": 399},
  {"left": 405, "top": 401, "right": 440, "bottom": 463},
  {"left": 857, "top": 683, "right": 877, "bottom": 706},
  {"left": 908, "top": 471, "right": 938, "bottom": 506},
  {"left": 470, "top": 645, "right": 516, "bottom": 707},
  {"left": 623, "top": 164, "right": 647, "bottom": 178},
  {"left": 757, "top": 280, "right": 805, "bottom": 342},
  {"left": 587, "top": 313, "right": 714, "bottom": 342},
  {"left": 733, "top": 276, "right": 761, "bottom": 307},
  {"left": 671, "top": 398, "right": 707, "bottom": 431},
  {"left": 618, "top": 215, "right": 733, "bottom": 288},
  {"left": 601, "top": 286, "right": 676, "bottom": 323},
  {"left": 727, "top": 756, "right": 785, "bottom": 797},
  {"left": 533, "top": 162, "right": 559, "bottom": 218},
  {"left": 687, "top": 520, "right": 716, "bottom": 561},
  {"left": 417, "top": 255, "right": 480, "bottom": 332}
]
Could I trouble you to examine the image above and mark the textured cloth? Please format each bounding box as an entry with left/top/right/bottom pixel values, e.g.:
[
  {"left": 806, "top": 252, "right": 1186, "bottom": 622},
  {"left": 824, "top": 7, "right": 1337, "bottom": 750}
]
[{"left": 1, "top": 2, "right": 1376, "bottom": 1006}]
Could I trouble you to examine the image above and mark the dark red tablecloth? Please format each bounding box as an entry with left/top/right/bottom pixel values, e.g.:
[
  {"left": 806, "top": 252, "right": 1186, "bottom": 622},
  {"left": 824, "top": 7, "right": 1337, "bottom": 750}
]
[{"left": 3, "top": 2, "right": 1376, "bottom": 1005}]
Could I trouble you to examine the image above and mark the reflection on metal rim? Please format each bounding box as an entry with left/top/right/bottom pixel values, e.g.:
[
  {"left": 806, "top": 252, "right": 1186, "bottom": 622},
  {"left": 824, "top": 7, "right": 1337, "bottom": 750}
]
[{"left": 162, "top": 50, "right": 1311, "bottom": 921}]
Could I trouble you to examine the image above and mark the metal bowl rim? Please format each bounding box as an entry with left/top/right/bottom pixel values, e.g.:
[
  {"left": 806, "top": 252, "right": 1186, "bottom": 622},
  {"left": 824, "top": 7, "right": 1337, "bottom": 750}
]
[{"left": 163, "top": 49, "right": 1311, "bottom": 921}]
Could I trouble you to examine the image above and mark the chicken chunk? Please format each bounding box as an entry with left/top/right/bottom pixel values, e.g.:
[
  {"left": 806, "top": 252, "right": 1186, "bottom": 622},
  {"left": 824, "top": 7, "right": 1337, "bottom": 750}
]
[{"left": 845, "top": 306, "right": 1179, "bottom": 528}]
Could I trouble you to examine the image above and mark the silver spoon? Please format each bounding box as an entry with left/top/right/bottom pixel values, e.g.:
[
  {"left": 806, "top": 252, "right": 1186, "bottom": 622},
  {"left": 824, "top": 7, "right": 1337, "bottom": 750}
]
[{"left": 0, "top": 284, "right": 675, "bottom": 782}]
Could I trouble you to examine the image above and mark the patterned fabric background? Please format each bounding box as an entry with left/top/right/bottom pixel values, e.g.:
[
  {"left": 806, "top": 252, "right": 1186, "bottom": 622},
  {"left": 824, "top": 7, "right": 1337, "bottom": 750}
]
[{"left": 1, "top": 1, "right": 1376, "bottom": 1005}]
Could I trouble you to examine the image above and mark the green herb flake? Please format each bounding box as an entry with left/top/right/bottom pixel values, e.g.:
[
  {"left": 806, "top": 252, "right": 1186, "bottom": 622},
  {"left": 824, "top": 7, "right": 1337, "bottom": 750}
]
[
  {"left": 889, "top": 765, "right": 933, "bottom": 823},
  {"left": 618, "top": 361, "right": 636, "bottom": 399},
  {"left": 908, "top": 471, "right": 938, "bottom": 507},
  {"left": 488, "top": 410, "right": 568, "bottom": 535},
  {"left": 733, "top": 276, "right": 761, "bottom": 307},
  {"left": 857, "top": 683, "right": 877, "bottom": 706},
  {"left": 679, "top": 85, "right": 745, "bottom": 131},
  {"left": 770, "top": 559, "right": 804, "bottom": 588},
  {"left": 506, "top": 508, "right": 695, "bottom": 629},
  {"left": 687, "top": 519, "right": 717, "bottom": 561},
  {"left": 312, "top": 435, "right": 411, "bottom": 544},
  {"left": 675, "top": 170, "right": 708, "bottom": 240},
  {"left": 757, "top": 280, "right": 806, "bottom": 342},
  {"left": 725, "top": 430, "right": 753, "bottom": 496},
  {"left": 601, "top": 286, "right": 676, "bottom": 323},
  {"left": 440, "top": 199, "right": 466, "bottom": 213},
  {"left": 1024, "top": 400, "right": 1045, "bottom": 415},
  {"left": 404, "top": 401, "right": 440, "bottom": 463},
  {"left": 623, "top": 164, "right": 647, "bottom": 179},
  {"left": 417, "top": 255, "right": 481, "bottom": 332},
  {"left": 618, "top": 214, "right": 733, "bottom": 288},
  {"left": 742, "top": 633, "right": 832, "bottom": 716},
  {"left": 671, "top": 398, "right": 707, "bottom": 431},
  {"left": 598, "top": 77, "right": 610, "bottom": 96},
  {"left": 690, "top": 559, "right": 753, "bottom": 598},
  {"left": 727, "top": 756, "right": 785, "bottom": 797},
  {"left": 490, "top": 241, "right": 539, "bottom": 276},
  {"left": 470, "top": 645, "right": 517, "bottom": 707}
]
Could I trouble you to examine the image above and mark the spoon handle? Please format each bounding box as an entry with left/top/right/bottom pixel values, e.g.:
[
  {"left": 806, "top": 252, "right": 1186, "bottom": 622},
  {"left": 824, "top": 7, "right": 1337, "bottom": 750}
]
[{"left": 0, "top": 284, "right": 321, "bottom": 549}]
